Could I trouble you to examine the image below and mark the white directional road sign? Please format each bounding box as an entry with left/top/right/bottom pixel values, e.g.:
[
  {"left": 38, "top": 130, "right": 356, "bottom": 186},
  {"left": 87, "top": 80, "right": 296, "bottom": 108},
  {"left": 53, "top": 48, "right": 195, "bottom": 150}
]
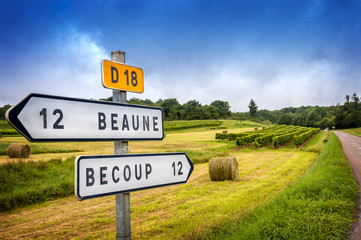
[
  {"left": 6, "top": 93, "right": 164, "bottom": 142},
  {"left": 75, "top": 153, "right": 194, "bottom": 200}
]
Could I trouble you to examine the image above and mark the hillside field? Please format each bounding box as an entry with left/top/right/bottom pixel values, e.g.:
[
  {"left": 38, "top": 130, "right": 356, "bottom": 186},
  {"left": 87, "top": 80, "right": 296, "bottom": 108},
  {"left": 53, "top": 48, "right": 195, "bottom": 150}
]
[{"left": 0, "top": 120, "right": 358, "bottom": 239}]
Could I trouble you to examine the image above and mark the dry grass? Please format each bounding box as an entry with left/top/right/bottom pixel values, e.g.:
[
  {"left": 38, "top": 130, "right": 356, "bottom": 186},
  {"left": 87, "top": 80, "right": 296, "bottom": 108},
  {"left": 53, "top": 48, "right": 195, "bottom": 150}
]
[
  {"left": 0, "top": 128, "right": 251, "bottom": 164},
  {"left": 0, "top": 150, "right": 316, "bottom": 239},
  {"left": 0, "top": 137, "right": 114, "bottom": 164},
  {"left": 0, "top": 122, "right": 320, "bottom": 239}
]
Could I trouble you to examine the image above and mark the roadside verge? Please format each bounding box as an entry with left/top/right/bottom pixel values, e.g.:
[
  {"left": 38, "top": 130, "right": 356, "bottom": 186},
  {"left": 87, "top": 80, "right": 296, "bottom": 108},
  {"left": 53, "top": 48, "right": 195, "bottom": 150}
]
[{"left": 213, "top": 132, "right": 359, "bottom": 239}]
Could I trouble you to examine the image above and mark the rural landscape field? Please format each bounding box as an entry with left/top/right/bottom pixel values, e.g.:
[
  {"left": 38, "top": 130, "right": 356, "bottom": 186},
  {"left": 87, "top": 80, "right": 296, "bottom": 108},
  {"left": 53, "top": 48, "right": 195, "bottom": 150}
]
[
  {"left": 1, "top": 1, "right": 361, "bottom": 239},
  {"left": 0, "top": 119, "right": 359, "bottom": 239}
]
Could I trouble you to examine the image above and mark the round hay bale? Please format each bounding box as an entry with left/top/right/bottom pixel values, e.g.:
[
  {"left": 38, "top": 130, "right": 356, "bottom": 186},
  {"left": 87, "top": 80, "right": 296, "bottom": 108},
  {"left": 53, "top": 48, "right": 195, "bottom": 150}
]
[
  {"left": 7, "top": 143, "right": 31, "bottom": 158},
  {"left": 254, "top": 127, "right": 259, "bottom": 130},
  {"left": 223, "top": 130, "right": 228, "bottom": 134},
  {"left": 209, "top": 157, "right": 238, "bottom": 181}
]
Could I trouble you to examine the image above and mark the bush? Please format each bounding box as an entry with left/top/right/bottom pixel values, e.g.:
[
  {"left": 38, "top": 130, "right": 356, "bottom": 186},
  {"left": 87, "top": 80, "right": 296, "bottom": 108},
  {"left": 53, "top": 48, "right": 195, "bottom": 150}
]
[{"left": 216, "top": 132, "right": 250, "bottom": 140}]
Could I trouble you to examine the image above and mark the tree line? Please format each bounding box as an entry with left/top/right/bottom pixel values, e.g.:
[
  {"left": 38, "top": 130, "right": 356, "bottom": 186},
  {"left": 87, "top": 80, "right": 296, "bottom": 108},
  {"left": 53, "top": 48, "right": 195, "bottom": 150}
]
[
  {"left": 100, "top": 97, "right": 232, "bottom": 121},
  {"left": 246, "top": 93, "right": 361, "bottom": 129},
  {"left": 1, "top": 93, "right": 360, "bottom": 129}
]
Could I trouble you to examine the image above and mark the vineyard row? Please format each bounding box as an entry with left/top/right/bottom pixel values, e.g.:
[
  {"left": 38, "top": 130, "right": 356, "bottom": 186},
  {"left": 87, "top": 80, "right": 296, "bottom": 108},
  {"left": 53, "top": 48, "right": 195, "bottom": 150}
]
[
  {"left": 164, "top": 120, "right": 222, "bottom": 131},
  {"left": 216, "top": 125, "right": 320, "bottom": 148}
]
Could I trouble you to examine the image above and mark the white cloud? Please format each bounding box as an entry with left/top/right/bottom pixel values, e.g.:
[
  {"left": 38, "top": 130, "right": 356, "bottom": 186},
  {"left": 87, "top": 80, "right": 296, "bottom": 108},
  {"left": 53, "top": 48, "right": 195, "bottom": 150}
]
[
  {"left": 0, "top": 27, "right": 110, "bottom": 106},
  {"left": 1, "top": 28, "right": 360, "bottom": 115},
  {"left": 49, "top": 27, "right": 110, "bottom": 97},
  {"left": 136, "top": 54, "right": 360, "bottom": 112}
]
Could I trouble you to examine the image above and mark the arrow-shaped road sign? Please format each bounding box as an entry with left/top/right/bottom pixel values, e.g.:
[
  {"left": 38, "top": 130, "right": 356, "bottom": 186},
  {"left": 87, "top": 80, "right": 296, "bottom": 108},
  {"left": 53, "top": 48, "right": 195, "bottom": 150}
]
[
  {"left": 75, "top": 153, "right": 194, "bottom": 200},
  {"left": 6, "top": 93, "right": 164, "bottom": 142}
]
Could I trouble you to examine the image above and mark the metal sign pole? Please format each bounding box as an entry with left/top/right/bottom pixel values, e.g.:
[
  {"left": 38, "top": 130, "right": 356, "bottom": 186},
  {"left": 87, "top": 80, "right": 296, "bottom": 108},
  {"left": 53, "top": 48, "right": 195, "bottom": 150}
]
[{"left": 112, "top": 50, "right": 131, "bottom": 240}]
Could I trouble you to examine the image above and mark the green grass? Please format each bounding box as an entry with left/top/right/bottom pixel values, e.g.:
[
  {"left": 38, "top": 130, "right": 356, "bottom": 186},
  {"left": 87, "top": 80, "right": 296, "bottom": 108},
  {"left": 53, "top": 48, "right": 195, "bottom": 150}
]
[
  {"left": 0, "top": 142, "right": 81, "bottom": 156},
  {"left": 0, "top": 123, "right": 358, "bottom": 239},
  {"left": 0, "top": 142, "right": 10, "bottom": 155},
  {"left": 342, "top": 127, "right": 361, "bottom": 137},
  {"left": 212, "top": 132, "right": 358, "bottom": 240},
  {"left": 236, "top": 120, "right": 266, "bottom": 128},
  {"left": 0, "top": 120, "right": 21, "bottom": 136},
  {"left": 172, "top": 149, "right": 228, "bottom": 164},
  {"left": 30, "top": 145, "right": 81, "bottom": 154},
  {"left": 164, "top": 119, "right": 267, "bottom": 134},
  {"left": 301, "top": 130, "right": 325, "bottom": 153},
  {"left": 222, "top": 119, "right": 267, "bottom": 129},
  {"left": 0, "top": 157, "right": 75, "bottom": 211}
]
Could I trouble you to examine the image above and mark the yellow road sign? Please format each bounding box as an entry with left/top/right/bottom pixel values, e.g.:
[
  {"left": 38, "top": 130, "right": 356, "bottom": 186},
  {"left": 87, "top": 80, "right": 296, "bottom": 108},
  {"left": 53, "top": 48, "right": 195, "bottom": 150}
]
[{"left": 101, "top": 60, "right": 144, "bottom": 93}]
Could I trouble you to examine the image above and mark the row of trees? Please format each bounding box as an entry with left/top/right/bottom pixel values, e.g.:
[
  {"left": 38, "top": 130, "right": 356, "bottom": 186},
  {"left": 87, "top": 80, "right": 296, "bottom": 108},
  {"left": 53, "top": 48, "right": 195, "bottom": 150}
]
[
  {"left": 246, "top": 93, "right": 361, "bottom": 129},
  {"left": 100, "top": 97, "right": 232, "bottom": 121},
  {"left": 1, "top": 93, "right": 359, "bottom": 129},
  {"left": 0, "top": 98, "right": 231, "bottom": 121}
]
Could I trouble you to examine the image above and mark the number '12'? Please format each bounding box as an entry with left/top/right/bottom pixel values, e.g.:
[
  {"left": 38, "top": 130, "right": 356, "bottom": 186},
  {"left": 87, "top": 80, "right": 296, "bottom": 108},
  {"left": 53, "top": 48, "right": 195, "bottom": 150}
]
[
  {"left": 172, "top": 161, "right": 183, "bottom": 176},
  {"left": 40, "top": 108, "right": 64, "bottom": 129}
]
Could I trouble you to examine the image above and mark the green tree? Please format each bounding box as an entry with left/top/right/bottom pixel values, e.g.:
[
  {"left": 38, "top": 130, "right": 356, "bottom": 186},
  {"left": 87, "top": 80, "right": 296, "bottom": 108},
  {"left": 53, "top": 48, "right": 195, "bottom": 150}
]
[
  {"left": 306, "top": 109, "right": 322, "bottom": 127},
  {"left": 345, "top": 94, "right": 350, "bottom": 110},
  {"left": 257, "top": 109, "right": 278, "bottom": 122},
  {"left": 183, "top": 100, "right": 202, "bottom": 120},
  {"left": 318, "top": 116, "right": 335, "bottom": 129},
  {"left": 0, "top": 105, "right": 11, "bottom": 120},
  {"left": 205, "top": 105, "right": 220, "bottom": 119},
  {"left": 248, "top": 99, "right": 258, "bottom": 118},
  {"left": 128, "top": 98, "right": 154, "bottom": 106},
  {"left": 210, "top": 100, "right": 231, "bottom": 118},
  {"left": 195, "top": 106, "right": 208, "bottom": 119},
  {"left": 278, "top": 113, "right": 294, "bottom": 125},
  {"left": 344, "top": 111, "right": 361, "bottom": 128},
  {"left": 334, "top": 103, "right": 346, "bottom": 129},
  {"left": 159, "top": 98, "right": 181, "bottom": 120},
  {"left": 352, "top": 93, "right": 359, "bottom": 110},
  {"left": 231, "top": 112, "right": 246, "bottom": 121}
]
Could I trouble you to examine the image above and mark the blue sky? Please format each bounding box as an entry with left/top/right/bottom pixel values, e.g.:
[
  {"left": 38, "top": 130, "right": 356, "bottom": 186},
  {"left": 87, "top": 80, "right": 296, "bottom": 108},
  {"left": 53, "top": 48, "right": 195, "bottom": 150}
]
[{"left": 1, "top": 0, "right": 361, "bottom": 112}]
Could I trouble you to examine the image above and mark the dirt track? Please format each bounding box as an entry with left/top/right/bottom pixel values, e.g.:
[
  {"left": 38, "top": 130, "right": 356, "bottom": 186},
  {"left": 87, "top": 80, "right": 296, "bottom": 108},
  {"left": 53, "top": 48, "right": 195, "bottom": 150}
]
[{"left": 334, "top": 131, "right": 361, "bottom": 240}]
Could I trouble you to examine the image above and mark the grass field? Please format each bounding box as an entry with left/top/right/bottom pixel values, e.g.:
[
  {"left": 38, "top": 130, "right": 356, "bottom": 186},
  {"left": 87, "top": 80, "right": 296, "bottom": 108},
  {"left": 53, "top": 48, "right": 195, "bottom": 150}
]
[
  {"left": 0, "top": 120, "right": 255, "bottom": 164},
  {"left": 213, "top": 131, "right": 358, "bottom": 239},
  {"left": 0, "top": 120, "right": 20, "bottom": 136},
  {"left": 342, "top": 127, "right": 361, "bottom": 137},
  {"left": 0, "top": 121, "right": 358, "bottom": 239}
]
